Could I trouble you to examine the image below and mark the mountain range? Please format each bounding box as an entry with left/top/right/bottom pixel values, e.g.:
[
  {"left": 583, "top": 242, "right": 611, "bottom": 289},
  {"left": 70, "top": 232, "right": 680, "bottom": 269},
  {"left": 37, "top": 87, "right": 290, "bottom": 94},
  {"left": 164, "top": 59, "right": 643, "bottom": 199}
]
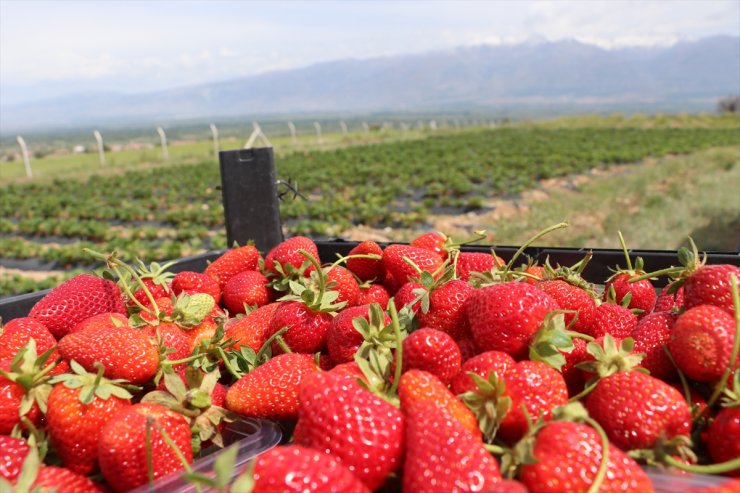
[{"left": 2, "top": 36, "right": 738, "bottom": 132}]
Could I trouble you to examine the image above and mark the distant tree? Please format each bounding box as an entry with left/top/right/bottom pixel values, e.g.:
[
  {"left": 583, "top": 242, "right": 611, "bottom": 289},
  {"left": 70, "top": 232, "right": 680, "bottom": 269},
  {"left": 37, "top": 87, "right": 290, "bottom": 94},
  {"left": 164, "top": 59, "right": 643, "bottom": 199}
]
[{"left": 717, "top": 95, "right": 739, "bottom": 114}]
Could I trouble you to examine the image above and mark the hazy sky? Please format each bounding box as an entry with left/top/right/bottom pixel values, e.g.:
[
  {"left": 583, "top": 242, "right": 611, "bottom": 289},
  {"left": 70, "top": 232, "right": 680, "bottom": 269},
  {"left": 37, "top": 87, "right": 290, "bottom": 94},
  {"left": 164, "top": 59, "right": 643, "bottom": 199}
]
[{"left": 1, "top": 0, "right": 738, "bottom": 104}]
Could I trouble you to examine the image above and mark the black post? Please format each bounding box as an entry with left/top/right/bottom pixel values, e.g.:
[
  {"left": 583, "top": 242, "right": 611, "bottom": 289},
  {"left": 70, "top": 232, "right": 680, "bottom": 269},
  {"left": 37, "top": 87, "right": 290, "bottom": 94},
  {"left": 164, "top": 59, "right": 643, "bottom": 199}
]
[{"left": 219, "top": 147, "right": 284, "bottom": 254}]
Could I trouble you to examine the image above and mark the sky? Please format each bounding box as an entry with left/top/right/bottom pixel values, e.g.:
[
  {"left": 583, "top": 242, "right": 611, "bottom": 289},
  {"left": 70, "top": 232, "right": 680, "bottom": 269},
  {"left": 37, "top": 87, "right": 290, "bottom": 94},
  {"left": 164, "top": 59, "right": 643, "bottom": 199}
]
[{"left": 1, "top": 0, "right": 739, "bottom": 105}]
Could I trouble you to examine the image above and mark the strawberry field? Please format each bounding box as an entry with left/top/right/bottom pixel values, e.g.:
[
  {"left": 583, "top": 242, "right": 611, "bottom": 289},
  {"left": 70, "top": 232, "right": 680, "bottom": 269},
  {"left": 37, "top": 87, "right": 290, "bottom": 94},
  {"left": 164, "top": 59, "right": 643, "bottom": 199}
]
[{"left": 1, "top": 117, "right": 739, "bottom": 297}]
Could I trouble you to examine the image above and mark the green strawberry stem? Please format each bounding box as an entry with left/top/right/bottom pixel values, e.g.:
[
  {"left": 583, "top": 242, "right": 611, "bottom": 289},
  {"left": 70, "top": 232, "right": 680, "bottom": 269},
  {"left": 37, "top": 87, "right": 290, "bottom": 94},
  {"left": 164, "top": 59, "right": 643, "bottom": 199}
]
[
  {"left": 504, "top": 222, "right": 568, "bottom": 274},
  {"left": 275, "top": 335, "right": 292, "bottom": 354},
  {"left": 582, "top": 416, "right": 609, "bottom": 493},
  {"left": 388, "top": 299, "right": 404, "bottom": 397},
  {"left": 299, "top": 248, "right": 327, "bottom": 306},
  {"left": 483, "top": 443, "right": 508, "bottom": 455},
  {"left": 664, "top": 455, "right": 740, "bottom": 475},
  {"left": 216, "top": 347, "right": 243, "bottom": 381},
  {"left": 329, "top": 253, "right": 382, "bottom": 270},
  {"left": 255, "top": 327, "right": 290, "bottom": 364},
  {"left": 616, "top": 231, "right": 633, "bottom": 271},
  {"left": 567, "top": 380, "right": 599, "bottom": 403},
  {"left": 704, "top": 274, "right": 740, "bottom": 411}
]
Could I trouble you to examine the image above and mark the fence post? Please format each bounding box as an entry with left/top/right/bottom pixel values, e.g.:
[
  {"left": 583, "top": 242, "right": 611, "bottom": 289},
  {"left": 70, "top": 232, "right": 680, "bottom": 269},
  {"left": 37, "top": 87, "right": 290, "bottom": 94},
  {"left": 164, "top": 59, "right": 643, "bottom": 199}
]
[
  {"left": 210, "top": 123, "right": 220, "bottom": 158},
  {"left": 287, "top": 121, "right": 297, "bottom": 145},
  {"left": 16, "top": 136, "right": 32, "bottom": 178},
  {"left": 313, "top": 121, "right": 323, "bottom": 144},
  {"left": 93, "top": 130, "right": 106, "bottom": 167},
  {"left": 218, "top": 147, "right": 283, "bottom": 253},
  {"left": 156, "top": 126, "right": 169, "bottom": 161},
  {"left": 339, "top": 120, "right": 348, "bottom": 136}
]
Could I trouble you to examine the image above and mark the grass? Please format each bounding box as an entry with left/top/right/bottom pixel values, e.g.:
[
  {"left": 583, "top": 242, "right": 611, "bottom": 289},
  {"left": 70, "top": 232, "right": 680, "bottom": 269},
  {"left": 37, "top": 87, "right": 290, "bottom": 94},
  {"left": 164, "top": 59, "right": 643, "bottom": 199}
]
[{"left": 381, "top": 146, "right": 740, "bottom": 252}]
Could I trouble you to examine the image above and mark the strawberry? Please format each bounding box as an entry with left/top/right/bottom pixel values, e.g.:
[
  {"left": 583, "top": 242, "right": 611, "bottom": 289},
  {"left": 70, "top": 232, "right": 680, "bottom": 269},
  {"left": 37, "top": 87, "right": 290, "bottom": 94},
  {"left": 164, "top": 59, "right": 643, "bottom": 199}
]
[
  {"left": 455, "top": 251, "right": 505, "bottom": 281},
  {"left": 0, "top": 436, "right": 29, "bottom": 482},
  {"left": 32, "top": 465, "right": 106, "bottom": 492},
  {"left": 98, "top": 402, "right": 193, "bottom": 492},
  {"left": 585, "top": 370, "right": 691, "bottom": 450},
  {"left": 456, "top": 337, "right": 480, "bottom": 362},
  {"left": 630, "top": 311, "right": 678, "bottom": 381},
  {"left": 392, "top": 281, "right": 425, "bottom": 315},
  {"left": 264, "top": 235, "right": 320, "bottom": 277},
  {"left": 399, "top": 369, "right": 481, "bottom": 439},
  {"left": 130, "top": 277, "right": 172, "bottom": 310},
  {"left": 266, "top": 301, "right": 333, "bottom": 354},
  {"left": 402, "top": 328, "right": 461, "bottom": 385},
  {"left": 683, "top": 264, "right": 740, "bottom": 314},
  {"left": 356, "top": 283, "right": 390, "bottom": 307},
  {"left": 204, "top": 243, "right": 261, "bottom": 288},
  {"left": 402, "top": 398, "right": 501, "bottom": 492},
  {"left": 172, "top": 270, "right": 222, "bottom": 304},
  {"left": 346, "top": 240, "right": 384, "bottom": 282},
  {"left": 465, "top": 281, "right": 559, "bottom": 359},
  {"left": 523, "top": 264, "right": 546, "bottom": 285},
  {"left": 225, "top": 353, "right": 319, "bottom": 420},
  {"left": 382, "top": 244, "right": 444, "bottom": 286},
  {"left": 604, "top": 272, "right": 656, "bottom": 317},
  {"left": 707, "top": 407, "right": 740, "bottom": 477},
  {"left": 520, "top": 420, "right": 654, "bottom": 493},
  {"left": 450, "top": 350, "right": 515, "bottom": 395},
  {"left": 653, "top": 282, "right": 684, "bottom": 313},
  {"left": 410, "top": 231, "right": 449, "bottom": 258},
  {"left": 222, "top": 269, "right": 271, "bottom": 314},
  {"left": 225, "top": 302, "right": 282, "bottom": 353},
  {"left": 70, "top": 312, "right": 128, "bottom": 334},
  {"left": 416, "top": 279, "right": 474, "bottom": 341},
  {"left": 538, "top": 279, "right": 596, "bottom": 334},
  {"left": 669, "top": 304, "right": 737, "bottom": 383},
  {"left": 141, "top": 321, "right": 192, "bottom": 372},
  {"left": 293, "top": 371, "right": 404, "bottom": 490},
  {"left": 559, "top": 337, "right": 590, "bottom": 397},
  {"left": 327, "top": 304, "right": 391, "bottom": 365},
  {"left": 29, "top": 274, "right": 126, "bottom": 340},
  {"left": 57, "top": 325, "right": 159, "bottom": 384},
  {"left": 249, "top": 444, "right": 370, "bottom": 493},
  {"left": 587, "top": 302, "right": 638, "bottom": 339},
  {"left": 0, "top": 317, "right": 59, "bottom": 362},
  {"left": 45, "top": 361, "right": 133, "bottom": 475},
  {"left": 326, "top": 265, "right": 361, "bottom": 307}
]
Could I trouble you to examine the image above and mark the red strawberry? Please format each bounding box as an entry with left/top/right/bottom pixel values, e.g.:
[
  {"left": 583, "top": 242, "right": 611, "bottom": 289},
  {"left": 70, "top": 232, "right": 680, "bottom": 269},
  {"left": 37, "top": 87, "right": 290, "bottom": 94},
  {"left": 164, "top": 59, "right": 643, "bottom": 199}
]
[
  {"left": 588, "top": 302, "right": 638, "bottom": 339},
  {"left": 669, "top": 304, "right": 738, "bottom": 383},
  {"left": 585, "top": 371, "right": 691, "bottom": 450},
  {"left": 58, "top": 325, "right": 159, "bottom": 384},
  {"left": 402, "top": 398, "right": 501, "bottom": 492},
  {"left": 521, "top": 420, "right": 654, "bottom": 493},
  {"left": 0, "top": 317, "right": 59, "bottom": 361},
  {"left": 356, "top": 283, "right": 390, "bottom": 307},
  {"left": 29, "top": 274, "right": 126, "bottom": 340},
  {"left": 294, "top": 371, "right": 404, "bottom": 490},
  {"left": 707, "top": 407, "right": 740, "bottom": 477},
  {"left": 172, "top": 270, "right": 222, "bottom": 304},
  {"left": 225, "top": 353, "right": 319, "bottom": 420},
  {"left": 264, "top": 236, "right": 320, "bottom": 277},
  {"left": 399, "top": 369, "right": 481, "bottom": 439},
  {"left": 130, "top": 277, "right": 171, "bottom": 310},
  {"left": 605, "top": 272, "right": 656, "bottom": 316},
  {"left": 497, "top": 360, "right": 569, "bottom": 444},
  {"left": 523, "top": 264, "right": 546, "bottom": 285},
  {"left": 204, "top": 243, "right": 261, "bottom": 288},
  {"left": 455, "top": 251, "right": 505, "bottom": 281},
  {"left": 70, "top": 312, "right": 128, "bottom": 334},
  {"left": 0, "top": 344, "right": 53, "bottom": 434},
  {"left": 224, "top": 302, "right": 281, "bottom": 353},
  {"left": 416, "top": 279, "right": 474, "bottom": 341},
  {"left": 382, "top": 244, "right": 444, "bottom": 286},
  {"left": 250, "top": 445, "right": 370, "bottom": 493},
  {"left": 266, "top": 301, "right": 333, "bottom": 354},
  {"left": 630, "top": 311, "right": 678, "bottom": 381},
  {"left": 456, "top": 337, "right": 480, "bottom": 362},
  {"left": 346, "top": 240, "right": 384, "bottom": 282},
  {"left": 98, "top": 402, "right": 193, "bottom": 492},
  {"left": 466, "top": 281, "right": 559, "bottom": 359},
  {"left": 450, "top": 350, "right": 515, "bottom": 395},
  {"left": 392, "top": 281, "right": 425, "bottom": 315},
  {"left": 559, "top": 337, "right": 590, "bottom": 397},
  {"left": 222, "top": 270, "right": 271, "bottom": 314},
  {"left": 538, "top": 280, "right": 596, "bottom": 334},
  {"left": 410, "top": 231, "right": 448, "bottom": 258},
  {"left": 402, "top": 328, "right": 461, "bottom": 385},
  {"left": 0, "top": 436, "right": 29, "bottom": 482},
  {"left": 327, "top": 304, "right": 390, "bottom": 365},
  {"left": 141, "top": 322, "right": 191, "bottom": 372},
  {"left": 46, "top": 362, "right": 133, "bottom": 475},
  {"left": 32, "top": 465, "right": 106, "bottom": 492},
  {"left": 653, "top": 282, "right": 684, "bottom": 313},
  {"left": 325, "top": 265, "right": 361, "bottom": 308},
  {"left": 683, "top": 264, "right": 740, "bottom": 314}
]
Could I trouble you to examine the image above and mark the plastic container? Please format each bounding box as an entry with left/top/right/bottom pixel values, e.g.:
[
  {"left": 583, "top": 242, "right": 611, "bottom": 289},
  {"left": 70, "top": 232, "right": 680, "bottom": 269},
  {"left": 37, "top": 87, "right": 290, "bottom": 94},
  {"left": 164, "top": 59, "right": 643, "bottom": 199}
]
[
  {"left": 646, "top": 468, "right": 740, "bottom": 493},
  {"left": 131, "top": 417, "right": 282, "bottom": 493}
]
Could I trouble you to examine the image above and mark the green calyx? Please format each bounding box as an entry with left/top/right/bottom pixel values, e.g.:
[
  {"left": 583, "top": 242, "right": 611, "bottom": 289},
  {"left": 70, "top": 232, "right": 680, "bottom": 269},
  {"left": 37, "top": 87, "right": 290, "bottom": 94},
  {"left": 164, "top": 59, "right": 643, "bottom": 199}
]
[
  {"left": 576, "top": 334, "right": 645, "bottom": 379},
  {"left": 0, "top": 340, "right": 58, "bottom": 416},
  {"left": 277, "top": 250, "right": 347, "bottom": 313},
  {"left": 49, "top": 361, "right": 136, "bottom": 405},
  {"left": 541, "top": 254, "right": 599, "bottom": 298},
  {"left": 529, "top": 312, "right": 593, "bottom": 371},
  {"left": 459, "top": 371, "right": 512, "bottom": 443}
]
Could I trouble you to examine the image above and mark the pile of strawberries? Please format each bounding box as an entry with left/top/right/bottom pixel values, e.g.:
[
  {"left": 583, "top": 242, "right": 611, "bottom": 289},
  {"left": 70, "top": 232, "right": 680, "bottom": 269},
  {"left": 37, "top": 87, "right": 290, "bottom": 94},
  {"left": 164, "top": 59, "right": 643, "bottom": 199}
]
[{"left": 1, "top": 229, "right": 739, "bottom": 493}]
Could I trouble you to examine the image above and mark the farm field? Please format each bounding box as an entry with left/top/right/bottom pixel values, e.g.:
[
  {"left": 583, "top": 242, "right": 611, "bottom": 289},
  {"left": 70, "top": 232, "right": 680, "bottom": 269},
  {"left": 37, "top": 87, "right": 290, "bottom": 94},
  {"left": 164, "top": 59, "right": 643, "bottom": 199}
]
[{"left": 1, "top": 113, "right": 739, "bottom": 297}]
